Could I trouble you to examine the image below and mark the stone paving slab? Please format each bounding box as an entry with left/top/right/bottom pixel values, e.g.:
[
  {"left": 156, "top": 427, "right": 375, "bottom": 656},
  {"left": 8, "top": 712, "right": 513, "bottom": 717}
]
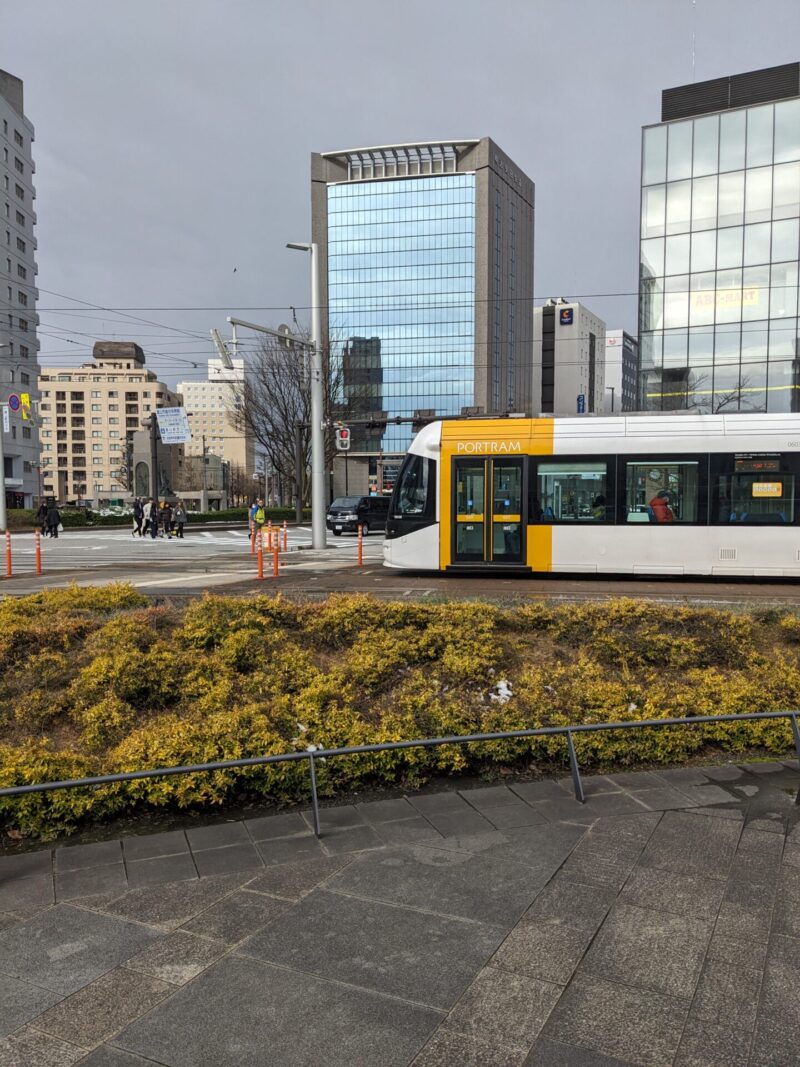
[
  {"left": 0, "top": 761, "right": 796, "bottom": 1066},
  {"left": 114, "top": 954, "right": 443, "bottom": 1067}
]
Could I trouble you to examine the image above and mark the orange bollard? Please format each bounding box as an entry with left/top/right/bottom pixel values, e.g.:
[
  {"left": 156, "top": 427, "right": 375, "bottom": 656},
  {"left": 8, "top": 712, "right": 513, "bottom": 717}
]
[
  {"left": 35, "top": 528, "right": 42, "bottom": 576},
  {"left": 5, "top": 530, "right": 11, "bottom": 578},
  {"left": 267, "top": 520, "right": 273, "bottom": 550},
  {"left": 257, "top": 535, "right": 264, "bottom": 580},
  {"left": 272, "top": 541, "right": 279, "bottom": 578},
  {"left": 282, "top": 520, "right": 288, "bottom": 552},
  {"left": 250, "top": 526, "right": 256, "bottom": 556},
  {"left": 357, "top": 523, "right": 363, "bottom": 566}
]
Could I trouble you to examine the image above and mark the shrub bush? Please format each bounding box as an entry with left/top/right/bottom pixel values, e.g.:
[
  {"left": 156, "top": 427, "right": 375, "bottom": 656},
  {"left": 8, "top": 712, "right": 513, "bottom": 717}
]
[{"left": 0, "top": 588, "right": 796, "bottom": 840}]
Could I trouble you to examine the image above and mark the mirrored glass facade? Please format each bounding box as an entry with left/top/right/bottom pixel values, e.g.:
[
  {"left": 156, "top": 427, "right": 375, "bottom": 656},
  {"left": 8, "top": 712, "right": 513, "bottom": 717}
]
[
  {"left": 327, "top": 175, "right": 476, "bottom": 451},
  {"left": 640, "top": 96, "right": 800, "bottom": 411}
]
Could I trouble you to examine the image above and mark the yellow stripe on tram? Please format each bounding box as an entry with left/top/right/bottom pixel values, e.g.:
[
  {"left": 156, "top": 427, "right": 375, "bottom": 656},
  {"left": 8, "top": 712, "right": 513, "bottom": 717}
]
[{"left": 439, "top": 418, "right": 555, "bottom": 571}]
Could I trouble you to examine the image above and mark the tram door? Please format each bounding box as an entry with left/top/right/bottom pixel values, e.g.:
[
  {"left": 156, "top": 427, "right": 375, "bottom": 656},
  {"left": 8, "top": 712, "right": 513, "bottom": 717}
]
[{"left": 453, "top": 458, "right": 524, "bottom": 564}]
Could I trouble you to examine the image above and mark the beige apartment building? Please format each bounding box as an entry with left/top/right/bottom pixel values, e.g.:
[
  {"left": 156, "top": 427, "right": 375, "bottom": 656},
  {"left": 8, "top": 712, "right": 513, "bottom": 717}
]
[
  {"left": 177, "top": 357, "right": 255, "bottom": 485},
  {"left": 39, "top": 341, "right": 181, "bottom": 505}
]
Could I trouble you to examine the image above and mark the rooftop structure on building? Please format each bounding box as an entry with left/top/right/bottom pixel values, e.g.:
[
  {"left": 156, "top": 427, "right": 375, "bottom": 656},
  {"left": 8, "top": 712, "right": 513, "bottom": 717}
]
[
  {"left": 639, "top": 62, "right": 800, "bottom": 413},
  {"left": 312, "top": 138, "right": 535, "bottom": 459},
  {"left": 1, "top": 69, "right": 40, "bottom": 508}
]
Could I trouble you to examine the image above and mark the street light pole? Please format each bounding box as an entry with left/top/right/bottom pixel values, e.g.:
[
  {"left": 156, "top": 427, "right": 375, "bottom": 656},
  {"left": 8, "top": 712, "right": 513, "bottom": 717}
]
[
  {"left": 288, "top": 241, "right": 326, "bottom": 549},
  {"left": 606, "top": 386, "right": 616, "bottom": 414}
]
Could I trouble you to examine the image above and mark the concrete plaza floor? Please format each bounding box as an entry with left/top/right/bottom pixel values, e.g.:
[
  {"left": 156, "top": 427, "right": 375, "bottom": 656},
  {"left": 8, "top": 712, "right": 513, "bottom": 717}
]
[{"left": 0, "top": 761, "right": 798, "bottom": 1066}]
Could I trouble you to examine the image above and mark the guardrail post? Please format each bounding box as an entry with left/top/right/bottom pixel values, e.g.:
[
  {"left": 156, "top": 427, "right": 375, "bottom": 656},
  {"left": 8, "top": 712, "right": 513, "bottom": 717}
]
[
  {"left": 566, "top": 730, "right": 585, "bottom": 803},
  {"left": 308, "top": 753, "right": 321, "bottom": 837},
  {"left": 791, "top": 714, "right": 800, "bottom": 767}
]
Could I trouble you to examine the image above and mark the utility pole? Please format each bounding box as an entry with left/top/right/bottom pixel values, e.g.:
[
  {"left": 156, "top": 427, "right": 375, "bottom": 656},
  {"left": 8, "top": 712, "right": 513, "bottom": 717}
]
[
  {"left": 294, "top": 422, "right": 303, "bottom": 524},
  {"left": 201, "top": 433, "right": 208, "bottom": 511},
  {"left": 146, "top": 414, "right": 160, "bottom": 513}
]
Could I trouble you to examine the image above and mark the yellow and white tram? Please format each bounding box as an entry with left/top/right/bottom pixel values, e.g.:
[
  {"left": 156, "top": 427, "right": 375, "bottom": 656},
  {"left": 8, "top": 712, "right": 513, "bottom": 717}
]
[{"left": 383, "top": 414, "right": 800, "bottom": 576}]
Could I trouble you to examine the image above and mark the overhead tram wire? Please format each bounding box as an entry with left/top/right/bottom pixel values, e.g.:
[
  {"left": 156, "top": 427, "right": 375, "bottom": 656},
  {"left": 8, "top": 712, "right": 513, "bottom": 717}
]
[{"left": 32, "top": 278, "right": 800, "bottom": 314}]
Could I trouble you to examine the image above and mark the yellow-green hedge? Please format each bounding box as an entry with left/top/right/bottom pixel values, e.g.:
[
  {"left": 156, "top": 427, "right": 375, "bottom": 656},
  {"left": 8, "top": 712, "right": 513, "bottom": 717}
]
[{"left": 0, "top": 587, "right": 797, "bottom": 840}]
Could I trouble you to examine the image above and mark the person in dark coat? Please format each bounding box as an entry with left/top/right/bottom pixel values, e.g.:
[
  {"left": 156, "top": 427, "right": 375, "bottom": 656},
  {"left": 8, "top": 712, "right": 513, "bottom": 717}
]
[
  {"left": 46, "top": 503, "right": 61, "bottom": 538},
  {"left": 36, "top": 502, "right": 49, "bottom": 534},
  {"left": 132, "top": 498, "right": 144, "bottom": 537},
  {"left": 161, "top": 501, "right": 173, "bottom": 537}
]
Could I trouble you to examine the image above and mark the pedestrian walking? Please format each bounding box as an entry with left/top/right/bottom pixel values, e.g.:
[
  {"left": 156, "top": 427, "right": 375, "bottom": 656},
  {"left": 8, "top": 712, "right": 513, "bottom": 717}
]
[
  {"left": 251, "top": 498, "right": 266, "bottom": 532},
  {"left": 173, "top": 501, "right": 187, "bottom": 539},
  {"left": 36, "top": 502, "right": 49, "bottom": 534},
  {"left": 142, "top": 498, "right": 153, "bottom": 537},
  {"left": 46, "top": 502, "right": 61, "bottom": 539},
  {"left": 132, "top": 498, "right": 144, "bottom": 537},
  {"left": 161, "top": 501, "right": 173, "bottom": 538}
]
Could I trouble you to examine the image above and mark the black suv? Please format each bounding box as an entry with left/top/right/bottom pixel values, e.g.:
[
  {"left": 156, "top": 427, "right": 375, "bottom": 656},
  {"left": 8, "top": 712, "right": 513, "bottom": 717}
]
[{"left": 326, "top": 495, "right": 390, "bottom": 535}]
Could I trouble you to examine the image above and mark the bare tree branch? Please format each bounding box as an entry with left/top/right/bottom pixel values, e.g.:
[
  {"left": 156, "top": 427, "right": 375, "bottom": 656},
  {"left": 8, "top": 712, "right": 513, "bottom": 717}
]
[{"left": 226, "top": 331, "right": 343, "bottom": 504}]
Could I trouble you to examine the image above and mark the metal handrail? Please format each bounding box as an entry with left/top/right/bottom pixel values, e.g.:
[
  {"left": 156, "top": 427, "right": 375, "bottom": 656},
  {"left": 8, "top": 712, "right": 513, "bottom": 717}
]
[{"left": 1, "top": 710, "right": 798, "bottom": 837}]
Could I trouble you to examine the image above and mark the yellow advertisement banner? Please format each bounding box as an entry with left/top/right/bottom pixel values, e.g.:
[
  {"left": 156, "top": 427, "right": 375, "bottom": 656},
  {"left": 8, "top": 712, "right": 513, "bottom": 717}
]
[{"left": 690, "top": 287, "right": 761, "bottom": 311}]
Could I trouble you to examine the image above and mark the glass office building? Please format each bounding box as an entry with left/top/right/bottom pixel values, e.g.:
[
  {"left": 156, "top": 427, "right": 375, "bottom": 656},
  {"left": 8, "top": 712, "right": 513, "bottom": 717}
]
[
  {"left": 312, "top": 140, "right": 535, "bottom": 460},
  {"left": 639, "top": 63, "right": 800, "bottom": 412},
  {"left": 328, "top": 172, "right": 476, "bottom": 450}
]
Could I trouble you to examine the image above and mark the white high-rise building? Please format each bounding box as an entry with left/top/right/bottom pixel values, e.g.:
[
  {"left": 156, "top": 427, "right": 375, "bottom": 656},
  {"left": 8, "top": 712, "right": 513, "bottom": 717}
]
[
  {"left": 1, "top": 69, "right": 40, "bottom": 508},
  {"left": 177, "top": 359, "right": 255, "bottom": 484},
  {"left": 604, "top": 330, "right": 640, "bottom": 412},
  {"left": 532, "top": 300, "right": 606, "bottom": 415}
]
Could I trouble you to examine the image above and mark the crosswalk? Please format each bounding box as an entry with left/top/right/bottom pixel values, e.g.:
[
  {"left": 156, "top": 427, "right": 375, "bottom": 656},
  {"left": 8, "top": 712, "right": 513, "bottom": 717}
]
[{"left": 4, "top": 527, "right": 384, "bottom": 574}]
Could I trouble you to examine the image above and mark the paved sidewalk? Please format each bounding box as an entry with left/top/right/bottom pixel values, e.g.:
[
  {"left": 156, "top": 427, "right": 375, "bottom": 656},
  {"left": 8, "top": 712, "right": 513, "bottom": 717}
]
[{"left": 0, "top": 761, "right": 798, "bottom": 1066}]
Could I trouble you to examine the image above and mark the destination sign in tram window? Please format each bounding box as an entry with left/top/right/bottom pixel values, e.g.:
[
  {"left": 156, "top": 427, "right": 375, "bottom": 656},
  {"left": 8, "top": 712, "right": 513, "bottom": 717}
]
[{"left": 714, "top": 473, "right": 794, "bottom": 523}]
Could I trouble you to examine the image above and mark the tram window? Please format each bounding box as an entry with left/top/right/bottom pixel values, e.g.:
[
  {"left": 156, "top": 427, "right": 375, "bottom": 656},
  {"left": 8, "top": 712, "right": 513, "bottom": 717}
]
[
  {"left": 394, "top": 454, "right": 430, "bottom": 516},
  {"left": 712, "top": 472, "right": 795, "bottom": 523},
  {"left": 625, "top": 461, "right": 699, "bottom": 523},
  {"left": 535, "top": 462, "right": 609, "bottom": 522}
]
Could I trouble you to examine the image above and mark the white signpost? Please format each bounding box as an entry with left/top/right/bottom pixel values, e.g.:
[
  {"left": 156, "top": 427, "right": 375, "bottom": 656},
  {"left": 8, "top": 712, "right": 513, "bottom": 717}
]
[{"left": 155, "top": 407, "right": 192, "bottom": 445}]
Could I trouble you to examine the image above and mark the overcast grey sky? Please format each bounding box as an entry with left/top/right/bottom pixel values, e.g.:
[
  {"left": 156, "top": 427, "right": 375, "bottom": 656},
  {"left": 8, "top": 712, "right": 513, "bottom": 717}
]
[{"left": 5, "top": 0, "right": 800, "bottom": 386}]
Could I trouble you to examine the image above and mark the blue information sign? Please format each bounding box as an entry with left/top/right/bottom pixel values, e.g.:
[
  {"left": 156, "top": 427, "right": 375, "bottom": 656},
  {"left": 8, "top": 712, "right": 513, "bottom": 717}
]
[{"left": 577, "top": 394, "right": 586, "bottom": 414}]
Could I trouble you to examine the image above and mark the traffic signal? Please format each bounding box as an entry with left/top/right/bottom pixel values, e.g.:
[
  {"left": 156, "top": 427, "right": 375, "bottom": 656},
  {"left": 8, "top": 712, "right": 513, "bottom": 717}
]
[{"left": 335, "top": 426, "right": 351, "bottom": 451}]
